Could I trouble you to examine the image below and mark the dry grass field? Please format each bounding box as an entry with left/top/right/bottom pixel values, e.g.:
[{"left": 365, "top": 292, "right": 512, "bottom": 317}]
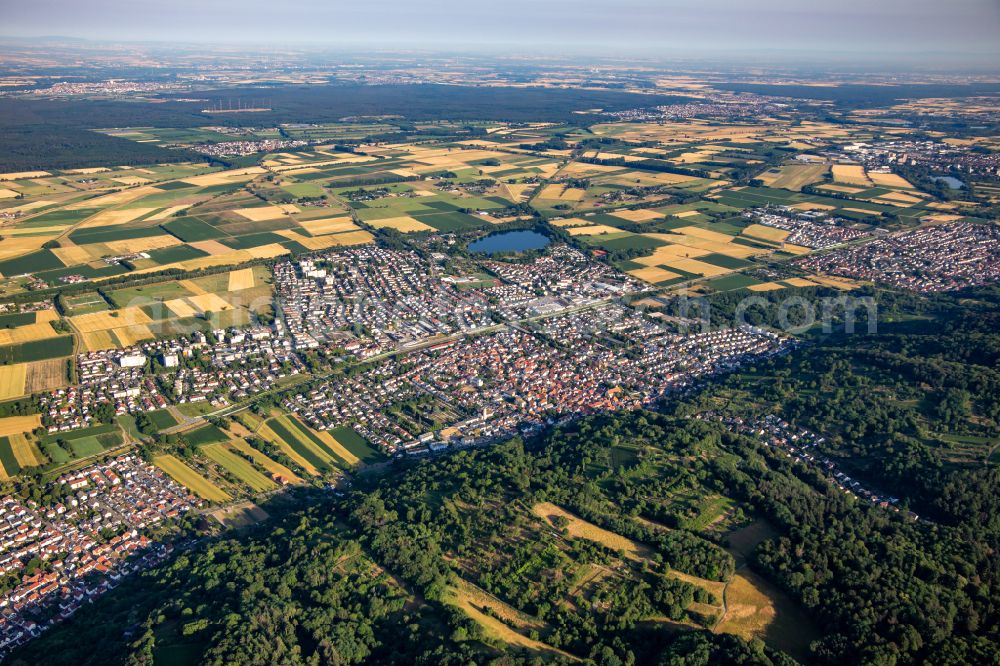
[
  {"left": 446, "top": 578, "right": 576, "bottom": 661},
  {"left": 532, "top": 502, "right": 653, "bottom": 562}
]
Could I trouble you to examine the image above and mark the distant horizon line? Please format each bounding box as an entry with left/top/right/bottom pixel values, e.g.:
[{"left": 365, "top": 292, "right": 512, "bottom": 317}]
[{"left": 1, "top": 34, "right": 999, "bottom": 64}]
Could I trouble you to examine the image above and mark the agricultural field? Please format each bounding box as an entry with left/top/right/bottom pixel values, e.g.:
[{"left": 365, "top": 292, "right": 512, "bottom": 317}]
[
  {"left": 200, "top": 443, "right": 278, "bottom": 492},
  {"left": 252, "top": 413, "right": 377, "bottom": 475},
  {"left": 154, "top": 454, "right": 231, "bottom": 502}
]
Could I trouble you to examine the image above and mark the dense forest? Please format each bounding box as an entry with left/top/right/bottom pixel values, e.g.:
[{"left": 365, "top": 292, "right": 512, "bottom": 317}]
[{"left": 0, "top": 84, "right": 698, "bottom": 171}]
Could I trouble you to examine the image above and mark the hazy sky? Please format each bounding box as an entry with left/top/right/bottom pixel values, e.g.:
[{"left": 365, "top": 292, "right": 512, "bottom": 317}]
[{"left": 5, "top": 0, "right": 1000, "bottom": 61}]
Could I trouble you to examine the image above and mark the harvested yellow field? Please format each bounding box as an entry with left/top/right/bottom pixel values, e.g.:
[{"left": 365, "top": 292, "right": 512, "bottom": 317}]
[
  {"left": 609, "top": 208, "right": 663, "bottom": 222},
  {"left": 662, "top": 257, "right": 731, "bottom": 277},
  {"left": 177, "top": 279, "right": 207, "bottom": 296},
  {"left": 566, "top": 224, "right": 621, "bottom": 236},
  {"left": 533, "top": 502, "right": 653, "bottom": 562},
  {"left": 103, "top": 234, "right": 181, "bottom": 255},
  {"left": 180, "top": 167, "right": 265, "bottom": 187},
  {"left": 230, "top": 243, "right": 290, "bottom": 261},
  {"left": 7, "top": 200, "right": 53, "bottom": 214},
  {"left": 758, "top": 163, "right": 828, "bottom": 190},
  {"left": 3, "top": 226, "right": 70, "bottom": 237},
  {"left": 742, "top": 224, "right": 790, "bottom": 242},
  {"left": 647, "top": 233, "right": 760, "bottom": 259},
  {"left": 186, "top": 293, "right": 233, "bottom": 313},
  {"left": 867, "top": 172, "right": 913, "bottom": 189},
  {"left": 672, "top": 209, "right": 701, "bottom": 218},
  {"left": 0, "top": 364, "right": 26, "bottom": 400},
  {"left": 155, "top": 454, "right": 231, "bottom": 502},
  {"left": 781, "top": 244, "right": 812, "bottom": 256},
  {"left": 537, "top": 185, "right": 584, "bottom": 201},
  {"left": 112, "top": 176, "right": 152, "bottom": 186},
  {"left": 673, "top": 225, "right": 735, "bottom": 243},
  {"left": 65, "top": 167, "right": 110, "bottom": 174},
  {"left": 367, "top": 216, "right": 434, "bottom": 233},
  {"left": 9, "top": 434, "right": 45, "bottom": 468},
  {"left": 0, "top": 171, "right": 50, "bottom": 181},
  {"left": 112, "top": 324, "right": 155, "bottom": 347},
  {"left": 0, "top": 415, "right": 41, "bottom": 437},
  {"left": 806, "top": 275, "right": 859, "bottom": 290},
  {"left": 325, "top": 230, "right": 374, "bottom": 246},
  {"left": 67, "top": 186, "right": 157, "bottom": 210},
  {"left": 878, "top": 191, "right": 924, "bottom": 205},
  {"left": 0, "top": 236, "right": 63, "bottom": 264},
  {"left": 25, "top": 358, "right": 67, "bottom": 393},
  {"left": 34, "top": 310, "right": 59, "bottom": 323},
  {"left": 228, "top": 268, "right": 256, "bottom": 291},
  {"left": 80, "top": 206, "right": 156, "bottom": 227},
  {"left": 190, "top": 240, "right": 234, "bottom": 256},
  {"left": 628, "top": 266, "right": 682, "bottom": 284},
  {"left": 165, "top": 298, "right": 198, "bottom": 318},
  {"left": 633, "top": 243, "right": 710, "bottom": 267},
  {"left": 297, "top": 216, "right": 357, "bottom": 235},
  {"left": 146, "top": 205, "right": 190, "bottom": 221},
  {"left": 233, "top": 206, "right": 288, "bottom": 222},
  {"left": 788, "top": 201, "right": 837, "bottom": 212},
  {"left": 783, "top": 277, "right": 818, "bottom": 287},
  {"left": 831, "top": 164, "right": 871, "bottom": 186},
  {"left": 550, "top": 218, "right": 592, "bottom": 228},
  {"left": 747, "top": 282, "right": 785, "bottom": 292},
  {"left": 0, "top": 189, "right": 19, "bottom": 199},
  {"left": 819, "top": 184, "right": 866, "bottom": 195},
  {"left": 0, "top": 322, "right": 61, "bottom": 345},
  {"left": 71, "top": 308, "right": 152, "bottom": 333},
  {"left": 81, "top": 330, "right": 116, "bottom": 351},
  {"left": 51, "top": 246, "right": 94, "bottom": 265}
]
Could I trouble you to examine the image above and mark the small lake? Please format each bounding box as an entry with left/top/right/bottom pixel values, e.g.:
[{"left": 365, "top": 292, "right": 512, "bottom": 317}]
[
  {"left": 468, "top": 230, "right": 551, "bottom": 255},
  {"left": 934, "top": 175, "right": 966, "bottom": 190}
]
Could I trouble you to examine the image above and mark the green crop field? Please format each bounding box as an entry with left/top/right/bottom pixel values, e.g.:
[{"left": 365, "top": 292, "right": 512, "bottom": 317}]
[
  {"left": 155, "top": 454, "right": 231, "bottom": 502},
  {"left": 161, "top": 217, "right": 226, "bottom": 242},
  {"left": 183, "top": 424, "right": 229, "bottom": 446},
  {"left": 146, "top": 408, "right": 179, "bottom": 430},
  {"left": 0, "top": 336, "right": 74, "bottom": 364},
  {"left": 328, "top": 426, "right": 383, "bottom": 464},
  {"left": 264, "top": 416, "right": 337, "bottom": 472},
  {"left": 201, "top": 443, "right": 277, "bottom": 492}
]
